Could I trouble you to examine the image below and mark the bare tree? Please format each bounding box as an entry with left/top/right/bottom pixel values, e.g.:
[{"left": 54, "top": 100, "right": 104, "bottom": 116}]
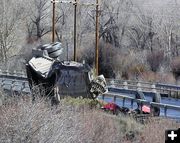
[
  {"left": 25, "top": 0, "right": 51, "bottom": 43},
  {"left": 0, "top": 0, "right": 24, "bottom": 62},
  {"left": 99, "top": 0, "right": 133, "bottom": 48}
]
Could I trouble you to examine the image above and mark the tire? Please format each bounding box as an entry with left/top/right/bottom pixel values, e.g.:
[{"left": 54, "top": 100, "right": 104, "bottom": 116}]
[
  {"left": 45, "top": 42, "right": 62, "bottom": 53},
  {"left": 152, "top": 93, "right": 161, "bottom": 116},
  {"left": 49, "top": 49, "right": 63, "bottom": 58},
  {"left": 135, "top": 91, "right": 145, "bottom": 100},
  {"left": 40, "top": 44, "right": 51, "bottom": 50},
  {"left": 135, "top": 91, "right": 145, "bottom": 108}
]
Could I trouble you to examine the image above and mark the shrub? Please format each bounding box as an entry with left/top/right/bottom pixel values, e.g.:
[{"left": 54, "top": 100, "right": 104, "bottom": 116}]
[
  {"left": 113, "top": 51, "right": 143, "bottom": 80},
  {"left": 171, "top": 57, "right": 180, "bottom": 80},
  {"left": 147, "top": 50, "right": 164, "bottom": 72},
  {"left": 140, "top": 71, "right": 176, "bottom": 84},
  {"left": 128, "top": 64, "right": 147, "bottom": 79}
]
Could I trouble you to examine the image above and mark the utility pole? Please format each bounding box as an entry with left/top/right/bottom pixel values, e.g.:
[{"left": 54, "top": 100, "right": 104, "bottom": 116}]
[
  {"left": 52, "top": 0, "right": 56, "bottom": 43},
  {"left": 74, "top": 0, "right": 77, "bottom": 61},
  {"left": 95, "top": 0, "right": 99, "bottom": 75}
]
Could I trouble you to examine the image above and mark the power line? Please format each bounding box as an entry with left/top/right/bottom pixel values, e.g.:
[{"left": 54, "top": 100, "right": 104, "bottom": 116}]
[{"left": 98, "top": 10, "right": 180, "bottom": 19}]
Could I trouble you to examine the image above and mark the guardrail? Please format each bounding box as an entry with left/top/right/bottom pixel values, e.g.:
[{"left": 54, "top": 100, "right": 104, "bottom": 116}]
[
  {"left": 0, "top": 69, "right": 30, "bottom": 93},
  {"left": 106, "top": 78, "right": 180, "bottom": 98},
  {"left": 102, "top": 91, "right": 180, "bottom": 117},
  {"left": 0, "top": 69, "right": 27, "bottom": 79},
  {"left": 0, "top": 69, "right": 180, "bottom": 98},
  {"left": 0, "top": 70, "right": 180, "bottom": 117}
]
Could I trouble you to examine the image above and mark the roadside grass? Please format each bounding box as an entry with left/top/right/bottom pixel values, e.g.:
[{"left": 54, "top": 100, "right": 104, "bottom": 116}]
[
  {"left": 0, "top": 96, "right": 179, "bottom": 143},
  {"left": 137, "top": 117, "right": 180, "bottom": 143}
]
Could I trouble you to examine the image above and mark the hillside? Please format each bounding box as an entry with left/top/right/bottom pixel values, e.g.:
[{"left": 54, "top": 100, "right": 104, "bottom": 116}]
[
  {"left": 0, "top": 96, "right": 179, "bottom": 143},
  {"left": 1, "top": 0, "right": 180, "bottom": 84}
]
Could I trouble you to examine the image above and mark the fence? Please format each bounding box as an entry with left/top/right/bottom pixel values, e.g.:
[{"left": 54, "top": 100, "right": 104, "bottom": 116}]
[
  {"left": 0, "top": 69, "right": 30, "bottom": 93},
  {"left": 106, "top": 78, "right": 180, "bottom": 98},
  {"left": 102, "top": 91, "right": 180, "bottom": 117},
  {"left": 0, "top": 70, "right": 180, "bottom": 117}
]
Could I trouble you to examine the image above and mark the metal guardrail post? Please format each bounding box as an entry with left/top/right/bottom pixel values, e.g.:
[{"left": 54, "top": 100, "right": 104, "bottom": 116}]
[
  {"left": 150, "top": 103, "right": 153, "bottom": 116},
  {"left": 137, "top": 82, "right": 142, "bottom": 91},
  {"left": 102, "top": 94, "right": 104, "bottom": 101},
  {"left": 122, "top": 97, "right": 125, "bottom": 106},
  {"left": 151, "top": 84, "right": 156, "bottom": 93},
  {"left": 131, "top": 99, "right": 134, "bottom": 108},
  {"left": 13, "top": 70, "right": 17, "bottom": 76},
  {"left": 140, "top": 102, "right": 143, "bottom": 114},
  {"left": 177, "top": 90, "right": 179, "bottom": 98},
  {"left": 113, "top": 96, "right": 116, "bottom": 103},
  {"left": 123, "top": 81, "right": 128, "bottom": 89},
  {"left": 110, "top": 80, "right": 115, "bottom": 87},
  {"left": 169, "top": 89, "right": 172, "bottom": 97},
  {"left": 164, "top": 106, "right": 167, "bottom": 117},
  {"left": 0, "top": 80, "right": 3, "bottom": 87},
  {"left": 21, "top": 82, "right": 24, "bottom": 92},
  {"left": 5, "top": 70, "right": 9, "bottom": 76}
]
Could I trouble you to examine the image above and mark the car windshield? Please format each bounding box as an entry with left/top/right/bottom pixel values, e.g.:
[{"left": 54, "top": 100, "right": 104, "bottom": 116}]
[{"left": 56, "top": 69, "right": 88, "bottom": 96}]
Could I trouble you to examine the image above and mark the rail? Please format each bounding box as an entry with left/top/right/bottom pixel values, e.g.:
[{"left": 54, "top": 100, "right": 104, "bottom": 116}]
[
  {"left": 0, "top": 69, "right": 180, "bottom": 117},
  {"left": 102, "top": 92, "right": 180, "bottom": 117},
  {"left": 0, "top": 69, "right": 180, "bottom": 98},
  {"left": 106, "top": 78, "right": 180, "bottom": 98},
  {"left": 0, "top": 70, "right": 30, "bottom": 93}
]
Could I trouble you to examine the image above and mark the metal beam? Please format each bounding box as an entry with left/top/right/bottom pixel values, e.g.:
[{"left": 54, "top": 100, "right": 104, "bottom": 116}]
[{"left": 104, "top": 92, "right": 180, "bottom": 117}]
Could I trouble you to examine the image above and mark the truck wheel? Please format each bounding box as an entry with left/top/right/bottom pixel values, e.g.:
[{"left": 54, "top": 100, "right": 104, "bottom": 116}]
[
  {"left": 135, "top": 91, "right": 145, "bottom": 100},
  {"left": 135, "top": 91, "right": 145, "bottom": 108},
  {"left": 44, "top": 42, "right": 62, "bottom": 53},
  {"left": 49, "top": 49, "right": 63, "bottom": 58}
]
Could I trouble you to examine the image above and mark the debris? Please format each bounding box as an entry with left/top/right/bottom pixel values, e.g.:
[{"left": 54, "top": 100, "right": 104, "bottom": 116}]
[{"left": 26, "top": 42, "right": 108, "bottom": 104}]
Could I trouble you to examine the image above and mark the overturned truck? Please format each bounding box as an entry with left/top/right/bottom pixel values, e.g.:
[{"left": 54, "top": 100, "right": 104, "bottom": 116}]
[{"left": 26, "top": 42, "right": 107, "bottom": 104}]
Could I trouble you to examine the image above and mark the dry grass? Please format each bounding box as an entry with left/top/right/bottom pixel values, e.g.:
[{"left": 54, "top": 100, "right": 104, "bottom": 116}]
[
  {"left": 0, "top": 96, "right": 143, "bottom": 143},
  {"left": 137, "top": 117, "right": 180, "bottom": 143},
  {"left": 0, "top": 96, "right": 179, "bottom": 143},
  {"left": 140, "top": 71, "right": 176, "bottom": 84}
]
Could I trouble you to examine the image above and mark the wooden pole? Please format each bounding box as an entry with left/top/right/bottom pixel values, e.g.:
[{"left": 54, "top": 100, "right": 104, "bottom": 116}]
[
  {"left": 52, "top": 0, "right": 56, "bottom": 43},
  {"left": 74, "top": 0, "right": 77, "bottom": 61},
  {"left": 95, "top": 0, "right": 99, "bottom": 75}
]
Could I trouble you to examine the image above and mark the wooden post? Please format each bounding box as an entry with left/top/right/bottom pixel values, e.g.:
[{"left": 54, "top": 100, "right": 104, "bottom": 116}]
[
  {"left": 74, "top": 0, "right": 77, "bottom": 61},
  {"left": 52, "top": 0, "right": 56, "bottom": 43},
  {"left": 95, "top": 0, "right": 99, "bottom": 75}
]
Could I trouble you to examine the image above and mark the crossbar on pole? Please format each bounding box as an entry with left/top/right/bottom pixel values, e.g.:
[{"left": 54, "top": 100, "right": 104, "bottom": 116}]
[
  {"left": 51, "top": 0, "right": 98, "bottom": 6},
  {"left": 51, "top": 0, "right": 76, "bottom": 4}
]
